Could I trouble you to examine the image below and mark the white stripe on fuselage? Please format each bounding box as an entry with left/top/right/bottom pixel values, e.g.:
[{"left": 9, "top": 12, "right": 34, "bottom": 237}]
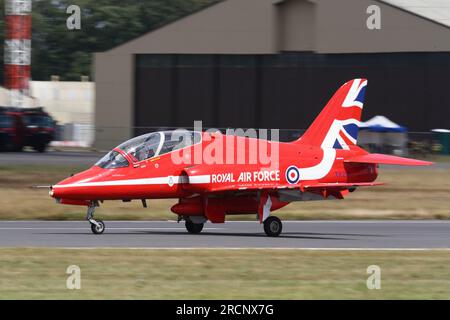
[
  {"left": 297, "top": 147, "right": 336, "bottom": 181},
  {"left": 53, "top": 175, "right": 211, "bottom": 188},
  {"left": 296, "top": 119, "right": 361, "bottom": 180}
]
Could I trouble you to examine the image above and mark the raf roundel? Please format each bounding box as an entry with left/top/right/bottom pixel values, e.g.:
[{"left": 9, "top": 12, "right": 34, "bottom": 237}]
[{"left": 285, "top": 166, "right": 300, "bottom": 184}]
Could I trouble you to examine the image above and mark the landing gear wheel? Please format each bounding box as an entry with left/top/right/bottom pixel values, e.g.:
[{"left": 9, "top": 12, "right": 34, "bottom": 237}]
[
  {"left": 86, "top": 202, "right": 104, "bottom": 234},
  {"left": 263, "top": 216, "right": 282, "bottom": 237},
  {"left": 90, "top": 220, "right": 105, "bottom": 234},
  {"left": 185, "top": 221, "right": 204, "bottom": 234},
  {"left": 34, "top": 144, "right": 47, "bottom": 153}
]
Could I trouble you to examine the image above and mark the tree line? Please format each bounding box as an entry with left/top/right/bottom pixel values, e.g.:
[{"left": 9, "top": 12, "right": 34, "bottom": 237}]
[{"left": 0, "top": 0, "right": 217, "bottom": 83}]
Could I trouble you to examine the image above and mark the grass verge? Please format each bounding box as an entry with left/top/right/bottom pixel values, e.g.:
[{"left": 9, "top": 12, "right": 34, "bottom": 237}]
[{"left": 1, "top": 248, "right": 450, "bottom": 299}]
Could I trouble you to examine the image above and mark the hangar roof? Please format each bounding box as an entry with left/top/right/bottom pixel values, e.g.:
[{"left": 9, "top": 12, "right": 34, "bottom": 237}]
[
  {"left": 100, "top": 0, "right": 450, "bottom": 55},
  {"left": 382, "top": 0, "right": 450, "bottom": 27}
]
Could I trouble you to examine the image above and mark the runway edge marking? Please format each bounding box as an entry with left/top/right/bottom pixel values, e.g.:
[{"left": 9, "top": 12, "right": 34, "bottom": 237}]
[{"left": 9, "top": 247, "right": 450, "bottom": 251}]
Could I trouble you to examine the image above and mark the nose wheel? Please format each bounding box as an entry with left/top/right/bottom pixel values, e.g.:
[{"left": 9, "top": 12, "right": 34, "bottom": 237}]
[
  {"left": 86, "top": 202, "right": 105, "bottom": 234},
  {"left": 90, "top": 220, "right": 105, "bottom": 234}
]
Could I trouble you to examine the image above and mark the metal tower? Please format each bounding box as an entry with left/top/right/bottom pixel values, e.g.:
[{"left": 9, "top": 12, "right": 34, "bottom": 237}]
[{"left": 4, "top": 0, "right": 31, "bottom": 107}]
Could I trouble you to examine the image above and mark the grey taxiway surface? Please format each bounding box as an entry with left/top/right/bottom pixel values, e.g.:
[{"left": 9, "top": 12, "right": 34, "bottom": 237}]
[
  {"left": 0, "top": 220, "right": 450, "bottom": 249},
  {"left": 0, "top": 151, "right": 102, "bottom": 166}
]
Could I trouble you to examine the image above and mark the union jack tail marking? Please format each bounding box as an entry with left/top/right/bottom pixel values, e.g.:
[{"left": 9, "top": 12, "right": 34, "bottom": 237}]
[{"left": 296, "top": 79, "right": 367, "bottom": 150}]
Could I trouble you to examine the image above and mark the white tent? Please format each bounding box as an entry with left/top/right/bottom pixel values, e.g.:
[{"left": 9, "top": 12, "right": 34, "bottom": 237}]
[
  {"left": 358, "top": 115, "right": 408, "bottom": 155},
  {"left": 359, "top": 115, "right": 407, "bottom": 132}
]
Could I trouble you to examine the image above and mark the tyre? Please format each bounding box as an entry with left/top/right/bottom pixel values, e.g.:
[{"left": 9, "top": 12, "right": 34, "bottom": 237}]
[
  {"left": 263, "top": 216, "right": 282, "bottom": 237},
  {"left": 34, "top": 143, "right": 47, "bottom": 153},
  {"left": 0, "top": 135, "right": 14, "bottom": 151},
  {"left": 13, "top": 144, "right": 23, "bottom": 152},
  {"left": 90, "top": 220, "right": 105, "bottom": 234},
  {"left": 185, "top": 221, "right": 204, "bottom": 234}
]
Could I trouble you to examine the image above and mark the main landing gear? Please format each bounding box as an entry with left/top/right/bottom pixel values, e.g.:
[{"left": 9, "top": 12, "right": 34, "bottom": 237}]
[
  {"left": 185, "top": 220, "right": 204, "bottom": 234},
  {"left": 181, "top": 215, "right": 282, "bottom": 237},
  {"left": 86, "top": 202, "right": 105, "bottom": 235},
  {"left": 180, "top": 216, "right": 205, "bottom": 234},
  {"left": 263, "top": 216, "right": 283, "bottom": 237}
]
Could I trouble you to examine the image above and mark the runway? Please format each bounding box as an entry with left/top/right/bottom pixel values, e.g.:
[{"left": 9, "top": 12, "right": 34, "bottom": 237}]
[
  {"left": 0, "top": 220, "right": 450, "bottom": 249},
  {"left": 0, "top": 151, "right": 103, "bottom": 166}
]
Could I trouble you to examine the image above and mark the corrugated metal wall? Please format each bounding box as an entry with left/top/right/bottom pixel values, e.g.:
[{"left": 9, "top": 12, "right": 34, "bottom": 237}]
[{"left": 134, "top": 52, "right": 450, "bottom": 135}]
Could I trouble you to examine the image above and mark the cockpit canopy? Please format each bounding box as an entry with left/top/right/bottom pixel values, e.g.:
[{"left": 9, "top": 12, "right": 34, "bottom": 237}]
[{"left": 95, "top": 130, "right": 202, "bottom": 169}]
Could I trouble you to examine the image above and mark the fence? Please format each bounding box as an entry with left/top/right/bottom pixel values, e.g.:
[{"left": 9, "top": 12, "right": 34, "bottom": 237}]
[{"left": 52, "top": 125, "right": 448, "bottom": 157}]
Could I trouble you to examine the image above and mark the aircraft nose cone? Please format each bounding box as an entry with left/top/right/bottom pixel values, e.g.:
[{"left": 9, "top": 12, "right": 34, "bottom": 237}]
[
  {"left": 50, "top": 167, "right": 103, "bottom": 200},
  {"left": 51, "top": 179, "right": 88, "bottom": 201},
  {"left": 51, "top": 180, "right": 73, "bottom": 199}
]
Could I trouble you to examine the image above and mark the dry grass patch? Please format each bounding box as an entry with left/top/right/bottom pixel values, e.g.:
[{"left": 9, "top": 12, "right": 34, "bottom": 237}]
[{"left": 1, "top": 248, "right": 450, "bottom": 299}]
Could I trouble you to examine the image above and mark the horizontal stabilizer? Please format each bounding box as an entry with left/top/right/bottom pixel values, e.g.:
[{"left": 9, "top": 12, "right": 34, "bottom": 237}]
[{"left": 345, "top": 153, "right": 433, "bottom": 166}]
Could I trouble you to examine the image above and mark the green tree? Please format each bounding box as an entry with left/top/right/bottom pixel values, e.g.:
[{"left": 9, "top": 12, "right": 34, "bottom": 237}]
[{"left": 1, "top": 0, "right": 217, "bottom": 83}]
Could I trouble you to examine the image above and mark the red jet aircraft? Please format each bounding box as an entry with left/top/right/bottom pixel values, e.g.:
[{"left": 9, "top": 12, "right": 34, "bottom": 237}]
[{"left": 49, "top": 79, "right": 432, "bottom": 236}]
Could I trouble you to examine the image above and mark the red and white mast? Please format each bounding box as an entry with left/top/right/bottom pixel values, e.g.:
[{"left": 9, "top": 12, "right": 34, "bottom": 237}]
[{"left": 4, "top": 0, "right": 31, "bottom": 107}]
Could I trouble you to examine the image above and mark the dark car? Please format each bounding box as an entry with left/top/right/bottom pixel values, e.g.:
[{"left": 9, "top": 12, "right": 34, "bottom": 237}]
[
  {"left": 21, "top": 107, "right": 56, "bottom": 152},
  {"left": 0, "top": 106, "right": 55, "bottom": 152}
]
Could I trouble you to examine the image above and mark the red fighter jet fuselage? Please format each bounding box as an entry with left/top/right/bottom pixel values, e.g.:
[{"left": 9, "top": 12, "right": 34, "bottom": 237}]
[{"left": 50, "top": 79, "right": 432, "bottom": 236}]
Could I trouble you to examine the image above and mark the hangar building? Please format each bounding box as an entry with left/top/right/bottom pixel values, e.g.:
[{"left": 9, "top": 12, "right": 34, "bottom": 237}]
[{"left": 94, "top": 0, "right": 450, "bottom": 149}]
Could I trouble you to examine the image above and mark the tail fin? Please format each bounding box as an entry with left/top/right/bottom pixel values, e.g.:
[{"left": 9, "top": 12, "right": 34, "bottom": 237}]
[{"left": 298, "top": 79, "right": 367, "bottom": 149}]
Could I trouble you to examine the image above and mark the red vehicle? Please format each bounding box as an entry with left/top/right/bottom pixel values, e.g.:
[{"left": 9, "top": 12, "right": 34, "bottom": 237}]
[
  {"left": 0, "top": 107, "right": 55, "bottom": 152},
  {"left": 49, "top": 79, "right": 432, "bottom": 236},
  {"left": 0, "top": 107, "right": 25, "bottom": 151}
]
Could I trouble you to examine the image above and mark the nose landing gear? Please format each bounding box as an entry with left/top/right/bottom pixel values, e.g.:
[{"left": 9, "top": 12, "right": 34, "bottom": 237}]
[
  {"left": 86, "top": 201, "right": 105, "bottom": 234},
  {"left": 90, "top": 220, "right": 105, "bottom": 234}
]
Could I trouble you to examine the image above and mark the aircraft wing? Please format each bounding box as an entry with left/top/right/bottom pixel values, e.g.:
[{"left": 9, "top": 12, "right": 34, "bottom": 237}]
[
  {"left": 345, "top": 153, "right": 433, "bottom": 166},
  {"left": 197, "top": 184, "right": 294, "bottom": 193},
  {"left": 302, "top": 182, "right": 384, "bottom": 189},
  {"left": 189, "top": 181, "right": 383, "bottom": 194}
]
